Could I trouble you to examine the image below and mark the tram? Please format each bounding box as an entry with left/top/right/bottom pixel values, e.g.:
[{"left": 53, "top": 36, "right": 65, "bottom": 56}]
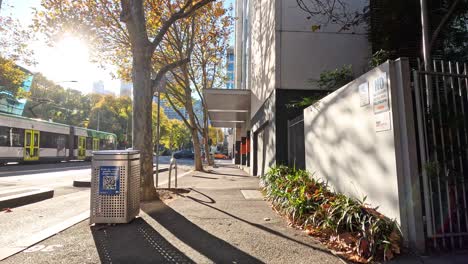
[{"left": 0, "top": 112, "right": 116, "bottom": 164}]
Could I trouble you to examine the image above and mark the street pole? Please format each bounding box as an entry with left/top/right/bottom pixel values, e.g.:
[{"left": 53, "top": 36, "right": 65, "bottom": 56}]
[
  {"left": 97, "top": 111, "right": 100, "bottom": 131},
  {"left": 420, "top": 0, "right": 431, "bottom": 71},
  {"left": 155, "top": 92, "right": 161, "bottom": 188},
  {"left": 420, "top": 0, "right": 433, "bottom": 107}
]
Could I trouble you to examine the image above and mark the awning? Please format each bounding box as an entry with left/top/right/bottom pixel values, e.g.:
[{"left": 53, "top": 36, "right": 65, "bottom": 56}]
[{"left": 203, "top": 89, "right": 250, "bottom": 128}]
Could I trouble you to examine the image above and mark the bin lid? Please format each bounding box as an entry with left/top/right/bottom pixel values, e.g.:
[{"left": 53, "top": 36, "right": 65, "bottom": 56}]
[{"left": 92, "top": 150, "right": 140, "bottom": 160}]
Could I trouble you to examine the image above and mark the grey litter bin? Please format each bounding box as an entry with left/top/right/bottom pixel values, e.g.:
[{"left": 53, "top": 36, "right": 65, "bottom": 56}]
[{"left": 90, "top": 150, "right": 140, "bottom": 224}]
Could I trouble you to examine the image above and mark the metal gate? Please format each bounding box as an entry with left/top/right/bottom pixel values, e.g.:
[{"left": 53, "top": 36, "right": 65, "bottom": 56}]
[
  {"left": 413, "top": 60, "right": 468, "bottom": 250},
  {"left": 288, "top": 114, "right": 305, "bottom": 170}
]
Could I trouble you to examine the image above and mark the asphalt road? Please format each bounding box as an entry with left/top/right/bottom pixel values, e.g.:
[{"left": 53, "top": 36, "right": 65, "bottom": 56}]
[{"left": 0, "top": 160, "right": 191, "bottom": 261}]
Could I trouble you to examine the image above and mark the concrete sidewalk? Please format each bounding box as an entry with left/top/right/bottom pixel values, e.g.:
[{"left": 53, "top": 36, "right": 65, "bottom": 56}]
[{"left": 3, "top": 164, "right": 343, "bottom": 264}]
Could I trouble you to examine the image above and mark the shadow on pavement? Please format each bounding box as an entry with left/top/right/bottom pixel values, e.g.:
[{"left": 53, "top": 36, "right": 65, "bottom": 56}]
[
  {"left": 141, "top": 200, "right": 264, "bottom": 264},
  {"left": 205, "top": 171, "right": 252, "bottom": 178},
  {"left": 181, "top": 189, "right": 336, "bottom": 257},
  {"left": 91, "top": 218, "right": 194, "bottom": 264}
]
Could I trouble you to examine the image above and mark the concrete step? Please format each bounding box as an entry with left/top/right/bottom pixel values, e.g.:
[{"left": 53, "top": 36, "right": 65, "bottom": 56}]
[
  {"left": 0, "top": 188, "right": 54, "bottom": 209},
  {"left": 0, "top": 190, "right": 90, "bottom": 260}
]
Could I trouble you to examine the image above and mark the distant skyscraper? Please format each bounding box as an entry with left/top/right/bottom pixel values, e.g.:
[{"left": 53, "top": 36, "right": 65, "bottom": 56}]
[
  {"left": 159, "top": 98, "right": 187, "bottom": 120},
  {"left": 92, "top": 80, "right": 105, "bottom": 94},
  {"left": 120, "top": 81, "right": 133, "bottom": 97},
  {"left": 92, "top": 80, "right": 114, "bottom": 95},
  {"left": 226, "top": 47, "right": 235, "bottom": 89}
]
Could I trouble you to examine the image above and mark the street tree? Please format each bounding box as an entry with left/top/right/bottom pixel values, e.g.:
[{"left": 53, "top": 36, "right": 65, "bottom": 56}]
[
  {"left": 187, "top": 2, "right": 232, "bottom": 165},
  {"left": 160, "top": 119, "right": 191, "bottom": 151},
  {"left": 0, "top": 1, "right": 35, "bottom": 98},
  {"left": 35, "top": 0, "right": 215, "bottom": 200},
  {"left": 159, "top": 1, "right": 231, "bottom": 169}
]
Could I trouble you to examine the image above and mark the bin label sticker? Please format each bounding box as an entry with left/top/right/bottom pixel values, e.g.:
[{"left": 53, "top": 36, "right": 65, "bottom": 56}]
[{"left": 99, "top": 166, "right": 120, "bottom": 195}]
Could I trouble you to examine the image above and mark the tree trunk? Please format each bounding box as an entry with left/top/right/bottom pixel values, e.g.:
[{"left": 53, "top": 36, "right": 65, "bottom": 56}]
[
  {"left": 190, "top": 127, "right": 203, "bottom": 171},
  {"left": 203, "top": 129, "right": 213, "bottom": 166},
  {"left": 203, "top": 108, "right": 214, "bottom": 165},
  {"left": 132, "top": 50, "right": 157, "bottom": 201}
]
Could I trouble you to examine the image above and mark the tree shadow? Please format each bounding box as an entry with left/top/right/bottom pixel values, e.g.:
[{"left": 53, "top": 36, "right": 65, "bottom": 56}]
[
  {"left": 141, "top": 200, "right": 264, "bottom": 264},
  {"left": 177, "top": 190, "right": 338, "bottom": 258},
  {"left": 204, "top": 171, "right": 251, "bottom": 178},
  {"left": 91, "top": 218, "right": 194, "bottom": 264}
]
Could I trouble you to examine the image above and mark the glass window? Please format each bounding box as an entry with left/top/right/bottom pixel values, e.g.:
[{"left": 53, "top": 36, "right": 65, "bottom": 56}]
[
  {"left": 11, "top": 128, "right": 23, "bottom": 147},
  {"left": 86, "top": 137, "right": 92, "bottom": 149},
  {"left": 0, "top": 127, "right": 9, "bottom": 146}
]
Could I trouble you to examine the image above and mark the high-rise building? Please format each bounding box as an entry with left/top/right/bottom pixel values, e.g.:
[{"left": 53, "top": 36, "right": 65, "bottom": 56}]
[
  {"left": 92, "top": 80, "right": 105, "bottom": 94},
  {"left": 159, "top": 98, "right": 187, "bottom": 121},
  {"left": 204, "top": 0, "right": 369, "bottom": 173},
  {"left": 92, "top": 80, "right": 114, "bottom": 95},
  {"left": 120, "top": 81, "right": 133, "bottom": 97},
  {"left": 226, "top": 47, "right": 235, "bottom": 89}
]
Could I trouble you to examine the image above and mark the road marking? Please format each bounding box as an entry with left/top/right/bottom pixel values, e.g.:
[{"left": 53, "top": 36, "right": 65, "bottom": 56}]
[{"left": 0, "top": 166, "right": 91, "bottom": 176}]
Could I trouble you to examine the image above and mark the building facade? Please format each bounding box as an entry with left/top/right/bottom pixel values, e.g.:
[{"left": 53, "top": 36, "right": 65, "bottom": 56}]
[
  {"left": 205, "top": 0, "right": 370, "bottom": 175},
  {"left": 226, "top": 47, "right": 235, "bottom": 89},
  {"left": 120, "top": 81, "right": 132, "bottom": 97}
]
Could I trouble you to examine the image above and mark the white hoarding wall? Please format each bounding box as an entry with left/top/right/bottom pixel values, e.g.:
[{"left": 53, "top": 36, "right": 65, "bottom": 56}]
[{"left": 304, "top": 59, "right": 424, "bottom": 250}]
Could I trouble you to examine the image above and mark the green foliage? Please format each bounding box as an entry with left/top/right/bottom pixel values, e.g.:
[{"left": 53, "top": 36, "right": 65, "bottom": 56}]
[
  {"left": 286, "top": 96, "right": 320, "bottom": 109},
  {"left": 0, "top": 56, "right": 27, "bottom": 98},
  {"left": 261, "top": 166, "right": 402, "bottom": 262},
  {"left": 369, "top": 49, "right": 392, "bottom": 68},
  {"left": 314, "top": 65, "right": 353, "bottom": 90}
]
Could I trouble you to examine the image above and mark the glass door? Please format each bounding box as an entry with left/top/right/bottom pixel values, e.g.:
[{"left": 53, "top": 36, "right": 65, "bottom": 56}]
[
  {"left": 24, "top": 130, "right": 40, "bottom": 161},
  {"left": 78, "top": 136, "right": 86, "bottom": 159},
  {"left": 92, "top": 138, "right": 100, "bottom": 151}
]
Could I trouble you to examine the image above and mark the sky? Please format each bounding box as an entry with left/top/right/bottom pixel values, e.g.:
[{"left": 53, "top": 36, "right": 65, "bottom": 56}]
[{"left": 2, "top": 0, "right": 235, "bottom": 95}]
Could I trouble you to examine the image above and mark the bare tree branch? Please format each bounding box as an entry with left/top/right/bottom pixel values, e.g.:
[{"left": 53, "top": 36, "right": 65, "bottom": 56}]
[
  {"left": 152, "top": 58, "right": 190, "bottom": 93},
  {"left": 150, "top": 0, "right": 215, "bottom": 51},
  {"left": 430, "top": 0, "right": 461, "bottom": 49}
]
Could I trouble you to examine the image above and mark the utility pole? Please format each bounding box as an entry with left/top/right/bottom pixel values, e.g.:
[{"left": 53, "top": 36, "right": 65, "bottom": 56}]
[
  {"left": 154, "top": 74, "right": 167, "bottom": 188},
  {"left": 155, "top": 91, "right": 161, "bottom": 187},
  {"left": 420, "top": 0, "right": 434, "bottom": 108},
  {"left": 97, "top": 111, "right": 100, "bottom": 131},
  {"left": 420, "top": 0, "right": 431, "bottom": 71}
]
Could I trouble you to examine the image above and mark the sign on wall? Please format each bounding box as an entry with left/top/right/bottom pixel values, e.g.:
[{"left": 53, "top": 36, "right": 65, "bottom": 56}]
[
  {"left": 375, "top": 112, "right": 392, "bottom": 132},
  {"left": 373, "top": 73, "right": 389, "bottom": 114},
  {"left": 359, "top": 82, "right": 370, "bottom": 106},
  {"left": 99, "top": 166, "right": 120, "bottom": 195}
]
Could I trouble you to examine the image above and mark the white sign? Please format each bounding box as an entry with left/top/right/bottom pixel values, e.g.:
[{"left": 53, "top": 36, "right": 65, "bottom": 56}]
[
  {"left": 373, "top": 73, "right": 389, "bottom": 114},
  {"left": 359, "top": 82, "right": 369, "bottom": 106},
  {"left": 375, "top": 112, "right": 391, "bottom": 132}
]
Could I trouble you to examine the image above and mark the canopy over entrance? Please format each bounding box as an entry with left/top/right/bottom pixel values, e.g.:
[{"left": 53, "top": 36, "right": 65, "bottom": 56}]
[{"left": 203, "top": 89, "right": 250, "bottom": 128}]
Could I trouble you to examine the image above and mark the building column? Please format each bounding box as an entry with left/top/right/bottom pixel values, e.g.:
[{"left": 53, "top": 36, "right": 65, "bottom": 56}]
[{"left": 234, "top": 127, "right": 242, "bottom": 165}]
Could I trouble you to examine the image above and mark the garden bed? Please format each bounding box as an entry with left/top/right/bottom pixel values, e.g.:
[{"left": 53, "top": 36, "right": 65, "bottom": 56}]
[{"left": 261, "top": 166, "right": 401, "bottom": 263}]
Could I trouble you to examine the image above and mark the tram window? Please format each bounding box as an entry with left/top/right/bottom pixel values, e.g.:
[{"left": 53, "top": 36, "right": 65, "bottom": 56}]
[
  {"left": 0, "top": 127, "right": 9, "bottom": 146},
  {"left": 86, "top": 137, "right": 92, "bottom": 149},
  {"left": 57, "top": 135, "right": 66, "bottom": 149},
  {"left": 11, "top": 128, "right": 23, "bottom": 147},
  {"left": 40, "top": 132, "right": 56, "bottom": 148}
]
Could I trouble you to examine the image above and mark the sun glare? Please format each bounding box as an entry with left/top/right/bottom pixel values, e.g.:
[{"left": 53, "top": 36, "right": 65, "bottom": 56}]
[{"left": 37, "top": 35, "right": 95, "bottom": 92}]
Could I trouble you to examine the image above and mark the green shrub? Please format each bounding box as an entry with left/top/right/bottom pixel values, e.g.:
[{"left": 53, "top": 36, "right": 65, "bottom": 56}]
[{"left": 262, "top": 166, "right": 401, "bottom": 262}]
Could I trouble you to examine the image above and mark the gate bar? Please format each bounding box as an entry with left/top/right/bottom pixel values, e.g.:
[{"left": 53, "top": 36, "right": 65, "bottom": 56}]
[
  {"left": 433, "top": 61, "right": 448, "bottom": 248},
  {"left": 458, "top": 62, "right": 468, "bottom": 234},
  {"left": 414, "top": 70, "right": 434, "bottom": 239},
  {"left": 449, "top": 61, "right": 463, "bottom": 247}
]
